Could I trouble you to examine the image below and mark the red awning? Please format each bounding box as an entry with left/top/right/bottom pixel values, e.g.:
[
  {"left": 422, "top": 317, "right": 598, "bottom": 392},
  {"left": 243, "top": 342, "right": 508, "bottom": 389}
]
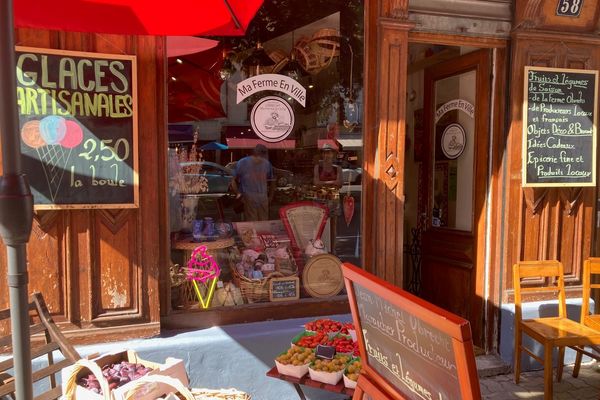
[
  {"left": 224, "top": 126, "right": 296, "bottom": 149},
  {"left": 226, "top": 138, "right": 296, "bottom": 149},
  {"left": 13, "top": 0, "right": 264, "bottom": 36}
]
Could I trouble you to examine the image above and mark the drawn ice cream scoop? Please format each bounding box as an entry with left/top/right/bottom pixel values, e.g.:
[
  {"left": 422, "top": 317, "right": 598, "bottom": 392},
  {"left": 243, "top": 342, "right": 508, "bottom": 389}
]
[
  {"left": 186, "top": 245, "right": 221, "bottom": 283},
  {"left": 21, "top": 116, "right": 84, "bottom": 202}
]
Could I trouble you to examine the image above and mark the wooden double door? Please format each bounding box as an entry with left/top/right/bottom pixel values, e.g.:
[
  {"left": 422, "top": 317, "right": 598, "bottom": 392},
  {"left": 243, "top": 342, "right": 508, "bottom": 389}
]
[{"left": 419, "top": 49, "right": 491, "bottom": 348}]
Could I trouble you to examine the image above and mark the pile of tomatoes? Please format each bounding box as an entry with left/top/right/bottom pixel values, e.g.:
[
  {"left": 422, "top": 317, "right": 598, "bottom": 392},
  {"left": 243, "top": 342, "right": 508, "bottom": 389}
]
[{"left": 304, "top": 319, "right": 342, "bottom": 334}]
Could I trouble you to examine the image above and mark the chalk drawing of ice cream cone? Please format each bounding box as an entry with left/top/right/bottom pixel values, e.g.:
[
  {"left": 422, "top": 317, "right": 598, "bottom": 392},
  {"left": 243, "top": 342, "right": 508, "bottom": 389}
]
[{"left": 21, "top": 116, "right": 83, "bottom": 202}]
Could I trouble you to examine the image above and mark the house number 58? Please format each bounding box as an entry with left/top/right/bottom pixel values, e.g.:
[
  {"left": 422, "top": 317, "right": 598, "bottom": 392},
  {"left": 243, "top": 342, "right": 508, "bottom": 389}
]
[{"left": 556, "top": 0, "right": 583, "bottom": 16}]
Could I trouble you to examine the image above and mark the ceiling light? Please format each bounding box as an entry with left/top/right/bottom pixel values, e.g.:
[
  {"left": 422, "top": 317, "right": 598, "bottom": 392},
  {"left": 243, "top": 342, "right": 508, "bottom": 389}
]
[
  {"left": 176, "top": 58, "right": 183, "bottom": 64},
  {"left": 218, "top": 49, "right": 236, "bottom": 81},
  {"left": 243, "top": 42, "right": 275, "bottom": 77},
  {"left": 171, "top": 76, "right": 177, "bottom": 81}
]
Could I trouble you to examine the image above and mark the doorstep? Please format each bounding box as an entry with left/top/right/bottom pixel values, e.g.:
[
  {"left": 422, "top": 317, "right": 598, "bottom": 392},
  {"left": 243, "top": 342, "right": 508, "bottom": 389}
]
[{"left": 476, "top": 354, "right": 512, "bottom": 378}]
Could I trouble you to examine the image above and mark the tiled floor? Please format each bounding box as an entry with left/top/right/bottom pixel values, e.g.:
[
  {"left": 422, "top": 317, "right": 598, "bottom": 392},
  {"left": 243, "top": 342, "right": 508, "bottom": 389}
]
[{"left": 480, "top": 362, "right": 600, "bottom": 399}]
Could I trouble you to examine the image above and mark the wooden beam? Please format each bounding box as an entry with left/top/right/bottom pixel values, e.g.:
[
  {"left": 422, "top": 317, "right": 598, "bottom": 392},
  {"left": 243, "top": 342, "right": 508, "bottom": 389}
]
[{"left": 408, "top": 48, "right": 460, "bottom": 74}]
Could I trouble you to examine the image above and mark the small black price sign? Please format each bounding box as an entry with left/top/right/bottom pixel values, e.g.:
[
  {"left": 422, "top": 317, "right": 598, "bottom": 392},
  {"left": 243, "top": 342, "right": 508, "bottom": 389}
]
[
  {"left": 556, "top": 0, "right": 583, "bottom": 16},
  {"left": 269, "top": 276, "right": 300, "bottom": 302},
  {"left": 315, "top": 345, "right": 336, "bottom": 360}
]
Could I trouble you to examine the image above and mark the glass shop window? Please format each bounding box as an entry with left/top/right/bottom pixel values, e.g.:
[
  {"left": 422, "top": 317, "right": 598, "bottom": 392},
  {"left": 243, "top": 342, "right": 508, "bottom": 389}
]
[{"left": 167, "top": 0, "right": 364, "bottom": 310}]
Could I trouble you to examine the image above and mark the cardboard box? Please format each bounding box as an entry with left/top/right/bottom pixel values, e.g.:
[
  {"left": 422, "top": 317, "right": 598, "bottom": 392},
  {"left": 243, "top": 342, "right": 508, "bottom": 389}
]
[{"left": 62, "top": 350, "right": 188, "bottom": 400}]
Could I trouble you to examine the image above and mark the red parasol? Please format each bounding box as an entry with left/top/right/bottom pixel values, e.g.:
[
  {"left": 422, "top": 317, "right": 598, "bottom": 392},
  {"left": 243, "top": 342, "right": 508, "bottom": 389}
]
[{"left": 13, "top": 0, "right": 264, "bottom": 36}]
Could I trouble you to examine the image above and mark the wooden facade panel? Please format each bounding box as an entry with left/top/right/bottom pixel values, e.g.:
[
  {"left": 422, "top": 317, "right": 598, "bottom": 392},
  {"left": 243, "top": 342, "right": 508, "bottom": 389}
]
[
  {"left": 28, "top": 212, "right": 67, "bottom": 318},
  {"left": 503, "top": 33, "right": 600, "bottom": 298},
  {"left": 94, "top": 210, "right": 138, "bottom": 315},
  {"left": 0, "top": 29, "right": 165, "bottom": 341},
  {"left": 369, "top": 20, "right": 411, "bottom": 287}
]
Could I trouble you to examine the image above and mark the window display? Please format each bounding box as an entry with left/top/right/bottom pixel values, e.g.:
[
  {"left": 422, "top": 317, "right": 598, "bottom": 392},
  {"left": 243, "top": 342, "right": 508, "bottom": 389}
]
[{"left": 168, "top": 0, "right": 364, "bottom": 310}]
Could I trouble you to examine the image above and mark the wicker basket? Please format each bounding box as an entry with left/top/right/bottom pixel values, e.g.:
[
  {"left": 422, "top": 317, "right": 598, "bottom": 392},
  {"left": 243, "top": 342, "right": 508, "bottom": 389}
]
[
  {"left": 232, "top": 246, "right": 298, "bottom": 303},
  {"left": 123, "top": 375, "right": 252, "bottom": 400},
  {"left": 232, "top": 270, "right": 285, "bottom": 303}
]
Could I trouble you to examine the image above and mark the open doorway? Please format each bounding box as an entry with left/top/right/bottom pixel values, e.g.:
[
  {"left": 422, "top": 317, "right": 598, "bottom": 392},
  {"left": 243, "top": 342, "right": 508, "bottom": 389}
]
[{"left": 404, "top": 43, "right": 492, "bottom": 349}]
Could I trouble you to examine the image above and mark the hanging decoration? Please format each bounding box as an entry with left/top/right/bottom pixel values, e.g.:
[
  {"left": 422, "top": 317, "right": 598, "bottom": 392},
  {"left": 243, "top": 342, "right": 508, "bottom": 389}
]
[
  {"left": 343, "top": 192, "right": 355, "bottom": 227},
  {"left": 187, "top": 245, "right": 221, "bottom": 309}
]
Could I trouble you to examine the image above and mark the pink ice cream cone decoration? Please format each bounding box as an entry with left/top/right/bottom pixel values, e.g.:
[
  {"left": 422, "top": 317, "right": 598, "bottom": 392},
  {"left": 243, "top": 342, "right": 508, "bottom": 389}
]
[
  {"left": 20, "top": 116, "right": 84, "bottom": 201},
  {"left": 186, "top": 245, "right": 221, "bottom": 283}
]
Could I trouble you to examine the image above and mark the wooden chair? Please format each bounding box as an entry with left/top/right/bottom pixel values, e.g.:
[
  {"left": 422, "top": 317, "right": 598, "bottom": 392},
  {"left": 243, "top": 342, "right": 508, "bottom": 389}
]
[
  {"left": 572, "top": 257, "right": 600, "bottom": 377},
  {"left": 513, "top": 260, "right": 600, "bottom": 400},
  {"left": 0, "top": 292, "right": 81, "bottom": 400}
]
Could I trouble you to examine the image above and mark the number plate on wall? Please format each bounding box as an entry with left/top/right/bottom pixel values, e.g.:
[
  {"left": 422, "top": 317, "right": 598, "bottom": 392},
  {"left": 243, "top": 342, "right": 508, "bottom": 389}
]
[{"left": 556, "top": 0, "right": 583, "bottom": 16}]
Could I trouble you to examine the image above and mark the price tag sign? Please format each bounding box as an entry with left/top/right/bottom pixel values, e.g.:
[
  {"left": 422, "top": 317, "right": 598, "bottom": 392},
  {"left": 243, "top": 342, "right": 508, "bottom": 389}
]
[
  {"left": 315, "top": 345, "right": 336, "bottom": 360},
  {"left": 556, "top": 0, "right": 583, "bottom": 16}
]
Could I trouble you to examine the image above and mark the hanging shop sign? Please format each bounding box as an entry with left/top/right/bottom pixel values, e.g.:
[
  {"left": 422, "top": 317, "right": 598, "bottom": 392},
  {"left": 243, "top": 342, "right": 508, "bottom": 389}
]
[
  {"left": 236, "top": 74, "right": 306, "bottom": 107},
  {"left": 250, "top": 96, "right": 295, "bottom": 143},
  {"left": 441, "top": 123, "right": 466, "bottom": 159},
  {"left": 434, "top": 99, "right": 474, "bottom": 123},
  {"left": 523, "top": 66, "right": 597, "bottom": 187},
  {"left": 15, "top": 46, "right": 138, "bottom": 209},
  {"left": 342, "top": 263, "right": 481, "bottom": 400}
]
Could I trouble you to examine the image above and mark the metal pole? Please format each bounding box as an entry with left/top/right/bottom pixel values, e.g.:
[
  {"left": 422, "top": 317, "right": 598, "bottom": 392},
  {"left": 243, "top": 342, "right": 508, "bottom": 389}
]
[{"left": 0, "top": 1, "right": 35, "bottom": 400}]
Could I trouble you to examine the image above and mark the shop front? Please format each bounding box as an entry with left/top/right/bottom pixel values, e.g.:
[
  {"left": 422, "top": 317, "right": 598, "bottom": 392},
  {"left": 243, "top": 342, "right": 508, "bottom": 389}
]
[
  {"left": 2, "top": 0, "right": 600, "bottom": 368},
  {"left": 164, "top": 0, "right": 366, "bottom": 328}
]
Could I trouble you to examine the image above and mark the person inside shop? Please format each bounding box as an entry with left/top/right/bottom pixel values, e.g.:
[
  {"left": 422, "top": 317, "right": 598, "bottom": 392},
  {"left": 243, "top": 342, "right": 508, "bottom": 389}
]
[
  {"left": 231, "top": 144, "right": 275, "bottom": 221},
  {"left": 313, "top": 143, "right": 342, "bottom": 187}
]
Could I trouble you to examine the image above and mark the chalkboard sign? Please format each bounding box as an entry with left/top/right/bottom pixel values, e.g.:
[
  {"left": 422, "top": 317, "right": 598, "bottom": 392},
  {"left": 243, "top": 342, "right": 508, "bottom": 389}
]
[
  {"left": 269, "top": 276, "right": 300, "bottom": 302},
  {"left": 15, "top": 46, "right": 138, "bottom": 209},
  {"left": 523, "top": 66, "right": 598, "bottom": 187},
  {"left": 342, "top": 263, "right": 480, "bottom": 400}
]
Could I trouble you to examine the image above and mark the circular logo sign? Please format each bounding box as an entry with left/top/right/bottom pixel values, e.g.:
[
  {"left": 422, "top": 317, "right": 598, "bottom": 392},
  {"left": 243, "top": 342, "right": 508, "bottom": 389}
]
[
  {"left": 441, "top": 123, "right": 466, "bottom": 159},
  {"left": 250, "top": 96, "right": 295, "bottom": 143}
]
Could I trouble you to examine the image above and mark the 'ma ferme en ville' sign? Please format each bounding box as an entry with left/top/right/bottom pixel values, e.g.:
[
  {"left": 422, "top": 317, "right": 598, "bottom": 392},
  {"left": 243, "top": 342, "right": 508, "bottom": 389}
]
[
  {"left": 523, "top": 66, "right": 597, "bottom": 187},
  {"left": 237, "top": 74, "right": 306, "bottom": 143},
  {"left": 15, "top": 47, "right": 138, "bottom": 209}
]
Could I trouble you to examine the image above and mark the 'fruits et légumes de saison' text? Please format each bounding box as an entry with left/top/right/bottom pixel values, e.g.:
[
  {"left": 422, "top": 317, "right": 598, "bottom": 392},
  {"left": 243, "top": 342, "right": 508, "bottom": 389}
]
[{"left": 526, "top": 70, "right": 594, "bottom": 180}]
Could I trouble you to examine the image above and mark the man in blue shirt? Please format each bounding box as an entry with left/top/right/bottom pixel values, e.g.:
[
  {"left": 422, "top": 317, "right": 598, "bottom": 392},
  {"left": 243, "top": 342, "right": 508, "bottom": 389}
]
[{"left": 231, "top": 144, "right": 275, "bottom": 221}]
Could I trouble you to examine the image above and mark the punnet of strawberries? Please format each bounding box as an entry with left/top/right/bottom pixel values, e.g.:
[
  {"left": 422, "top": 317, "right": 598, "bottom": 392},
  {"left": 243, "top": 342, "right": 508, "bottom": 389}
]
[
  {"left": 304, "top": 319, "right": 342, "bottom": 334},
  {"left": 327, "top": 335, "right": 354, "bottom": 354},
  {"left": 340, "top": 323, "right": 354, "bottom": 335},
  {"left": 295, "top": 331, "right": 329, "bottom": 348}
]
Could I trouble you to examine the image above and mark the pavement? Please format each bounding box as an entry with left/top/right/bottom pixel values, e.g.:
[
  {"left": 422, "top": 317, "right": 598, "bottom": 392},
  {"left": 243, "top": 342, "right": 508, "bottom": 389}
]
[
  {"left": 9, "top": 312, "right": 600, "bottom": 399},
  {"left": 479, "top": 361, "right": 600, "bottom": 399}
]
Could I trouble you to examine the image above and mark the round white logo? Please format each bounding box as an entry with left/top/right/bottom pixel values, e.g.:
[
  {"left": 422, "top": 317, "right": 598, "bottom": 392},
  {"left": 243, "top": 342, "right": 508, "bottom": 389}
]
[
  {"left": 441, "top": 123, "right": 466, "bottom": 159},
  {"left": 250, "top": 96, "right": 295, "bottom": 143}
]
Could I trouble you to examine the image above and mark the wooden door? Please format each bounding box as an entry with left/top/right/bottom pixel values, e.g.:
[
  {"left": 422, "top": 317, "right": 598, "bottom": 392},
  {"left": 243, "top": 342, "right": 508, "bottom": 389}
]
[{"left": 420, "top": 49, "right": 491, "bottom": 348}]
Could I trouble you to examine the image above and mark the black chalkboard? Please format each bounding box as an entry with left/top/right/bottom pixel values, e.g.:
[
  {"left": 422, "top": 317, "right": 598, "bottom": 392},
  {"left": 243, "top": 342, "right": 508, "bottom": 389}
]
[
  {"left": 269, "top": 277, "right": 300, "bottom": 302},
  {"left": 15, "top": 46, "right": 138, "bottom": 208},
  {"left": 523, "top": 66, "right": 597, "bottom": 187},
  {"left": 342, "top": 263, "right": 481, "bottom": 400},
  {"left": 354, "top": 283, "right": 460, "bottom": 400}
]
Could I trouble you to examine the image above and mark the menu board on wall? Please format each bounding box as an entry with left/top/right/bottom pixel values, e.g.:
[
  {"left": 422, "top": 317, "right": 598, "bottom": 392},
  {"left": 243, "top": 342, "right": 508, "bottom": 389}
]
[
  {"left": 523, "top": 66, "right": 597, "bottom": 187},
  {"left": 15, "top": 47, "right": 138, "bottom": 209},
  {"left": 342, "top": 263, "right": 480, "bottom": 400}
]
